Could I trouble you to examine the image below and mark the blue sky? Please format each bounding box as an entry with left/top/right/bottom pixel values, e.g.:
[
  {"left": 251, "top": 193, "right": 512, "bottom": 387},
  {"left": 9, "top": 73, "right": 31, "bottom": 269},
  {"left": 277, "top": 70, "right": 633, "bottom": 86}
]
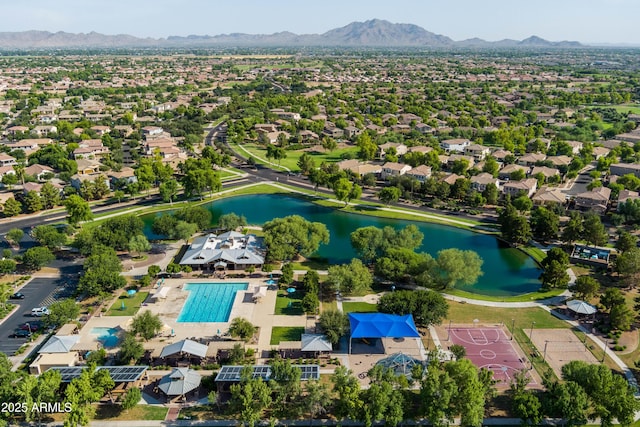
[{"left": 3, "top": 0, "right": 638, "bottom": 44}]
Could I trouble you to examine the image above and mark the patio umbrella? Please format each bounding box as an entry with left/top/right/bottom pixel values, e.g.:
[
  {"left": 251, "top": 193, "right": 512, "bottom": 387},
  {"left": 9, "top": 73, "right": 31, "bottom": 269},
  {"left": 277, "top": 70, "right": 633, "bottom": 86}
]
[
  {"left": 127, "top": 289, "right": 137, "bottom": 297},
  {"left": 286, "top": 287, "right": 296, "bottom": 294},
  {"left": 567, "top": 299, "right": 597, "bottom": 315}
]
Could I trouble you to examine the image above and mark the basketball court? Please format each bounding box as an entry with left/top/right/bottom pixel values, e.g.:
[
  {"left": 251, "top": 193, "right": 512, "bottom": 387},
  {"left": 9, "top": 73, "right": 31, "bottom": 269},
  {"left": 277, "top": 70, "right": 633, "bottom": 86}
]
[{"left": 447, "top": 326, "right": 533, "bottom": 385}]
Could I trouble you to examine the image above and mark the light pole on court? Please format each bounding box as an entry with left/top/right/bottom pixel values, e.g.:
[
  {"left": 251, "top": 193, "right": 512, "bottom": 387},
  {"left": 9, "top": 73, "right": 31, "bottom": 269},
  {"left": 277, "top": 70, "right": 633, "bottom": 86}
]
[
  {"left": 510, "top": 319, "right": 515, "bottom": 341},
  {"left": 446, "top": 319, "right": 452, "bottom": 341},
  {"left": 543, "top": 340, "right": 549, "bottom": 363},
  {"left": 529, "top": 321, "right": 536, "bottom": 341},
  {"left": 602, "top": 339, "right": 608, "bottom": 363}
]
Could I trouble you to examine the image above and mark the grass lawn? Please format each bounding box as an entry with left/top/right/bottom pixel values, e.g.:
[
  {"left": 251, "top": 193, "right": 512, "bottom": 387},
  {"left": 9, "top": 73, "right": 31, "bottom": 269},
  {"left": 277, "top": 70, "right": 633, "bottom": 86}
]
[
  {"left": 235, "top": 142, "right": 359, "bottom": 172},
  {"left": 322, "top": 300, "right": 338, "bottom": 312},
  {"left": 106, "top": 291, "right": 149, "bottom": 316},
  {"left": 94, "top": 404, "right": 168, "bottom": 421},
  {"left": 447, "top": 301, "right": 568, "bottom": 329},
  {"left": 445, "top": 287, "right": 564, "bottom": 303},
  {"left": 274, "top": 291, "right": 304, "bottom": 315},
  {"left": 270, "top": 326, "right": 305, "bottom": 345},
  {"left": 289, "top": 257, "right": 330, "bottom": 271},
  {"left": 342, "top": 301, "right": 378, "bottom": 313}
]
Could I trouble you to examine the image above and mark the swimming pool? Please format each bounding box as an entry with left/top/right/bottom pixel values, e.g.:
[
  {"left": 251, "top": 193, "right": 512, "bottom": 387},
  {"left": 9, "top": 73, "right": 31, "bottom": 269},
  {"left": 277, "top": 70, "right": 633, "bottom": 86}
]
[
  {"left": 178, "top": 282, "right": 248, "bottom": 323},
  {"left": 91, "top": 327, "right": 121, "bottom": 348}
]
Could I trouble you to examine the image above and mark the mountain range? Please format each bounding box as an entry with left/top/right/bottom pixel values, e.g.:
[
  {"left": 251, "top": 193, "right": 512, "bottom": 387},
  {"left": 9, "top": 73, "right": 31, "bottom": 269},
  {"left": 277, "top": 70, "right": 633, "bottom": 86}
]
[{"left": 0, "top": 19, "right": 582, "bottom": 49}]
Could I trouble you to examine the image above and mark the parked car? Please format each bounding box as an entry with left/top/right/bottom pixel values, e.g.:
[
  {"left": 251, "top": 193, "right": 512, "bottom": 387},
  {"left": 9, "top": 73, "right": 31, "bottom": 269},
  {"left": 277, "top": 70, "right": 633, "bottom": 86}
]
[
  {"left": 10, "top": 292, "right": 25, "bottom": 299},
  {"left": 10, "top": 329, "right": 32, "bottom": 338},
  {"left": 18, "top": 321, "right": 44, "bottom": 331},
  {"left": 31, "top": 307, "right": 49, "bottom": 317}
]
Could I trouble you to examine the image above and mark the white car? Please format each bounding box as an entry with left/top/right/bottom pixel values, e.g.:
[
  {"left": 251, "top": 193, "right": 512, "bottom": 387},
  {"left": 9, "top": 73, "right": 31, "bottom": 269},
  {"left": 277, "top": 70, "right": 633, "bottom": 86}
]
[{"left": 31, "top": 307, "right": 50, "bottom": 317}]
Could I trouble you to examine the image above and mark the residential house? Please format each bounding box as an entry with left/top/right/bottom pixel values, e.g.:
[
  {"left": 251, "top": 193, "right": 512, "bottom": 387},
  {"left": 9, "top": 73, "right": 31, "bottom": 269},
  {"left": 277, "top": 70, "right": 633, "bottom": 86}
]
[
  {"left": 108, "top": 167, "right": 137, "bottom": 187},
  {"left": 592, "top": 146, "right": 610, "bottom": 159},
  {"left": 6, "top": 125, "right": 29, "bottom": 136},
  {"left": 365, "top": 124, "right": 386, "bottom": 135},
  {"left": 440, "top": 138, "right": 471, "bottom": 153},
  {"left": 533, "top": 186, "right": 567, "bottom": 205},
  {"left": 610, "top": 163, "right": 640, "bottom": 178},
  {"left": 574, "top": 187, "right": 611, "bottom": 213},
  {"left": 377, "top": 143, "right": 408, "bottom": 160},
  {"left": 270, "top": 109, "right": 301, "bottom": 121},
  {"left": 90, "top": 125, "right": 111, "bottom": 136},
  {"left": 398, "top": 113, "right": 422, "bottom": 125},
  {"left": 464, "top": 144, "right": 491, "bottom": 161},
  {"left": 390, "top": 124, "right": 411, "bottom": 134},
  {"left": 530, "top": 166, "right": 560, "bottom": 181},
  {"left": 32, "top": 125, "right": 57, "bottom": 137},
  {"left": 502, "top": 178, "right": 538, "bottom": 198},
  {"left": 518, "top": 153, "right": 547, "bottom": 167},
  {"left": 142, "top": 126, "right": 164, "bottom": 139},
  {"left": 76, "top": 159, "right": 101, "bottom": 175},
  {"left": 381, "top": 162, "right": 412, "bottom": 180},
  {"left": 0, "top": 154, "right": 17, "bottom": 167},
  {"left": 24, "top": 164, "right": 54, "bottom": 181},
  {"left": 447, "top": 154, "right": 475, "bottom": 170},
  {"left": 338, "top": 159, "right": 382, "bottom": 177},
  {"left": 72, "top": 140, "right": 110, "bottom": 160},
  {"left": 323, "top": 125, "right": 343, "bottom": 139},
  {"left": 144, "top": 138, "right": 178, "bottom": 157},
  {"left": 406, "top": 165, "right": 432, "bottom": 183},
  {"left": 443, "top": 173, "right": 464, "bottom": 185},
  {"left": 408, "top": 146, "right": 433, "bottom": 154},
  {"left": 491, "top": 149, "right": 512, "bottom": 163},
  {"left": 0, "top": 166, "right": 16, "bottom": 181},
  {"left": 70, "top": 173, "right": 110, "bottom": 191},
  {"left": 415, "top": 123, "right": 435, "bottom": 134},
  {"left": 470, "top": 173, "right": 499, "bottom": 192},
  {"left": 254, "top": 124, "right": 278, "bottom": 134},
  {"left": 498, "top": 164, "right": 529, "bottom": 180},
  {"left": 618, "top": 190, "right": 639, "bottom": 210},
  {"left": 344, "top": 126, "right": 362, "bottom": 139},
  {"left": 565, "top": 140, "right": 584, "bottom": 154},
  {"left": 298, "top": 130, "right": 319, "bottom": 142},
  {"left": 547, "top": 155, "right": 572, "bottom": 168}
]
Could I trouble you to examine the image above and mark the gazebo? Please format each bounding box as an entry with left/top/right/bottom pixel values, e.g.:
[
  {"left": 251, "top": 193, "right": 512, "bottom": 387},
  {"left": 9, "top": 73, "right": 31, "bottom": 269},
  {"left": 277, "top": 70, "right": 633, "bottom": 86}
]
[
  {"left": 347, "top": 313, "right": 420, "bottom": 354},
  {"left": 375, "top": 352, "right": 424, "bottom": 379},
  {"left": 159, "top": 339, "right": 208, "bottom": 365},
  {"left": 157, "top": 368, "right": 201, "bottom": 402},
  {"left": 567, "top": 299, "right": 597, "bottom": 315},
  {"left": 301, "top": 334, "right": 333, "bottom": 357}
]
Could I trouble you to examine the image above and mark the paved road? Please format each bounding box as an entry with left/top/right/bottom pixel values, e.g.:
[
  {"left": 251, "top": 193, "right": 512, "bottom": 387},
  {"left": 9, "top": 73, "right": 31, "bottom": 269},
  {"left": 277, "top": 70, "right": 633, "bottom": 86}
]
[{"left": 0, "top": 264, "right": 82, "bottom": 356}]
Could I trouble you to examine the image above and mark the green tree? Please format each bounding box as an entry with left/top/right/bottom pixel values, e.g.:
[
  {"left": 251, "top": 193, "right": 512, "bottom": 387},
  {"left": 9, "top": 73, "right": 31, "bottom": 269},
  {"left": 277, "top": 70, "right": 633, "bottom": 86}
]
[
  {"left": 498, "top": 203, "right": 531, "bottom": 245},
  {"left": 228, "top": 317, "right": 257, "bottom": 342},
  {"left": 22, "top": 246, "right": 55, "bottom": 270},
  {"left": 131, "top": 310, "right": 163, "bottom": 341},
  {"left": 356, "top": 132, "right": 377, "bottom": 161},
  {"left": 333, "top": 178, "right": 361, "bottom": 206},
  {"left": 174, "top": 220, "right": 197, "bottom": 243},
  {"left": 175, "top": 206, "right": 212, "bottom": 230},
  {"left": 263, "top": 215, "right": 329, "bottom": 261},
  {"left": 561, "top": 360, "right": 639, "bottom": 427},
  {"left": 511, "top": 391, "right": 542, "bottom": 426},
  {"left": 331, "top": 366, "right": 362, "bottom": 420},
  {"left": 32, "top": 225, "right": 66, "bottom": 250},
  {"left": 302, "top": 380, "right": 331, "bottom": 426},
  {"left": 3, "top": 197, "right": 22, "bottom": 216},
  {"left": 544, "top": 380, "right": 589, "bottom": 427},
  {"left": 610, "top": 303, "right": 634, "bottom": 331},
  {"left": 119, "top": 332, "right": 144, "bottom": 364},
  {"left": 24, "top": 190, "right": 43, "bottom": 213},
  {"left": 561, "top": 211, "right": 584, "bottom": 245},
  {"left": 128, "top": 234, "right": 151, "bottom": 258},
  {"left": 301, "top": 292, "right": 319, "bottom": 314},
  {"left": 540, "top": 248, "right": 570, "bottom": 289},
  {"left": 6, "top": 228, "right": 24, "bottom": 247},
  {"left": 46, "top": 298, "right": 80, "bottom": 328},
  {"left": 530, "top": 207, "right": 559, "bottom": 242},
  {"left": 120, "top": 387, "right": 141, "bottom": 411},
  {"left": 582, "top": 213, "right": 608, "bottom": 247},
  {"left": 218, "top": 212, "right": 247, "bottom": 231},
  {"left": 327, "top": 258, "right": 373, "bottom": 294},
  {"left": 445, "top": 358, "right": 486, "bottom": 427},
  {"left": 350, "top": 226, "right": 384, "bottom": 264},
  {"left": 615, "top": 231, "right": 638, "bottom": 253},
  {"left": 297, "top": 152, "right": 316, "bottom": 175},
  {"left": 279, "top": 262, "right": 294, "bottom": 286},
  {"left": 572, "top": 276, "right": 600, "bottom": 300},
  {"left": 377, "top": 289, "right": 448, "bottom": 327},
  {"left": 600, "top": 287, "right": 625, "bottom": 312},
  {"left": 431, "top": 248, "right": 484, "bottom": 290},
  {"left": 269, "top": 357, "right": 303, "bottom": 418},
  {"left": 64, "top": 194, "right": 93, "bottom": 226},
  {"left": 0, "top": 259, "right": 17, "bottom": 274},
  {"left": 113, "top": 190, "right": 125, "bottom": 203},
  {"left": 482, "top": 183, "right": 499, "bottom": 205},
  {"left": 419, "top": 361, "right": 456, "bottom": 427},
  {"left": 319, "top": 310, "right": 349, "bottom": 346},
  {"left": 377, "top": 186, "right": 401, "bottom": 205},
  {"left": 229, "top": 367, "right": 272, "bottom": 427},
  {"left": 614, "top": 247, "right": 640, "bottom": 287},
  {"left": 40, "top": 182, "right": 61, "bottom": 209},
  {"left": 159, "top": 179, "right": 179, "bottom": 204},
  {"left": 78, "top": 245, "right": 126, "bottom": 296}
]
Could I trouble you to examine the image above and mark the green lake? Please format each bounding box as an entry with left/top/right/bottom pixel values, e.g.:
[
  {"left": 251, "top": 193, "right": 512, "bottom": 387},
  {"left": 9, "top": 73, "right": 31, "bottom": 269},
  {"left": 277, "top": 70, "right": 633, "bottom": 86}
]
[{"left": 141, "top": 194, "right": 542, "bottom": 296}]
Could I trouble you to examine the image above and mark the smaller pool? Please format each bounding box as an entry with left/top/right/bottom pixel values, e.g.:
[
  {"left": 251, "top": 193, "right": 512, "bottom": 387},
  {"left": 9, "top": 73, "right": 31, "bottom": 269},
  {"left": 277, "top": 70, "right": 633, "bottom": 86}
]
[
  {"left": 178, "top": 282, "right": 248, "bottom": 323},
  {"left": 91, "top": 327, "right": 121, "bottom": 348}
]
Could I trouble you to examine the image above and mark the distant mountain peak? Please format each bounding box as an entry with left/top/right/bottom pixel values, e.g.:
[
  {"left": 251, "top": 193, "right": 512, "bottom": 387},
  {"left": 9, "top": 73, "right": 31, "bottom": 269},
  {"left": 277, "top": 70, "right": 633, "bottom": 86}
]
[{"left": 0, "top": 21, "right": 584, "bottom": 49}]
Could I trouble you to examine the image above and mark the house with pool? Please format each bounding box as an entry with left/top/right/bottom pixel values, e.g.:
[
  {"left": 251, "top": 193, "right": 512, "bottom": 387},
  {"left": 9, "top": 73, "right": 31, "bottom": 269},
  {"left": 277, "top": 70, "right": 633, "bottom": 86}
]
[{"left": 179, "top": 231, "right": 265, "bottom": 271}]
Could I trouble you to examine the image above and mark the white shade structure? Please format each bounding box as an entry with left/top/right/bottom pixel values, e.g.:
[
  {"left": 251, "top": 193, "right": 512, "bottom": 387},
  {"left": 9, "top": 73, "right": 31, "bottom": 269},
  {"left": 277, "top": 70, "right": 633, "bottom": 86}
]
[{"left": 567, "top": 299, "right": 597, "bottom": 315}]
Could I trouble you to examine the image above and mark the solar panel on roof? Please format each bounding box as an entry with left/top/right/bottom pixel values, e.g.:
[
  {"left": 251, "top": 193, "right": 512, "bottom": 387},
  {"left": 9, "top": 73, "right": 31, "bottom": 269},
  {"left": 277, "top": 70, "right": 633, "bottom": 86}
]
[
  {"left": 50, "top": 366, "right": 148, "bottom": 382},
  {"left": 215, "top": 365, "right": 320, "bottom": 382}
]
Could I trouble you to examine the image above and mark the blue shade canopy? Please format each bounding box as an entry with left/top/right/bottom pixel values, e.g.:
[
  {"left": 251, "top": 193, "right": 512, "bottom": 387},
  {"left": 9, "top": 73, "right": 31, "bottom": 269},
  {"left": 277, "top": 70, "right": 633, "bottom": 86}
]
[{"left": 348, "top": 313, "right": 420, "bottom": 339}]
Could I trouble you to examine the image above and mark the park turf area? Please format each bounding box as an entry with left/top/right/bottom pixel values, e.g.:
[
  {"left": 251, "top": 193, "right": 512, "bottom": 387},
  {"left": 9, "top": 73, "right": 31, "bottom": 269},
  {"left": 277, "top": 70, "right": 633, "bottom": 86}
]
[
  {"left": 106, "top": 291, "right": 149, "bottom": 316},
  {"left": 342, "top": 302, "right": 378, "bottom": 313},
  {"left": 234, "top": 142, "right": 359, "bottom": 172},
  {"left": 447, "top": 301, "right": 567, "bottom": 329},
  {"left": 270, "top": 326, "right": 305, "bottom": 345},
  {"left": 94, "top": 404, "right": 168, "bottom": 421},
  {"left": 275, "top": 291, "right": 304, "bottom": 315}
]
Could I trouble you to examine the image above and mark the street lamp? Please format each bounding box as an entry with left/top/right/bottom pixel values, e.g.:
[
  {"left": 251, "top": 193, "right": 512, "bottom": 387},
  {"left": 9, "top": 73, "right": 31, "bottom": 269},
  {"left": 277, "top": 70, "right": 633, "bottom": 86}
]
[
  {"left": 602, "top": 339, "right": 609, "bottom": 363},
  {"left": 529, "top": 321, "right": 536, "bottom": 341},
  {"left": 543, "top": 341, "right": 549, "bottom": 363},
  {"left": 446, "top": 319, "right": 452, "bottom": 341},
  {"left": 510, "top": 319, "right": 515, "bottom": 341},
  {"left": 26, "top": 322, "right": 31, "bottom": 341}
]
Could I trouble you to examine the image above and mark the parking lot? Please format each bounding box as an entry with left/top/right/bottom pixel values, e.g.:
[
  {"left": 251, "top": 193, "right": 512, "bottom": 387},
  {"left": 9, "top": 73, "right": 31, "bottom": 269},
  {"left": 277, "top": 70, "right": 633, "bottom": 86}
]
[{"left": 0, "top": 269, "right": 80, "bottom": 356}]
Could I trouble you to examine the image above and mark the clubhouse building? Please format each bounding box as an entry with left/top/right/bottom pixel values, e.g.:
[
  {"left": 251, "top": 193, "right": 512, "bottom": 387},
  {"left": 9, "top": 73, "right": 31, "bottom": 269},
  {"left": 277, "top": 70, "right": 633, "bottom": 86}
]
[{"left": 179, "top": 231, "right": 265, "bottom": 271}]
